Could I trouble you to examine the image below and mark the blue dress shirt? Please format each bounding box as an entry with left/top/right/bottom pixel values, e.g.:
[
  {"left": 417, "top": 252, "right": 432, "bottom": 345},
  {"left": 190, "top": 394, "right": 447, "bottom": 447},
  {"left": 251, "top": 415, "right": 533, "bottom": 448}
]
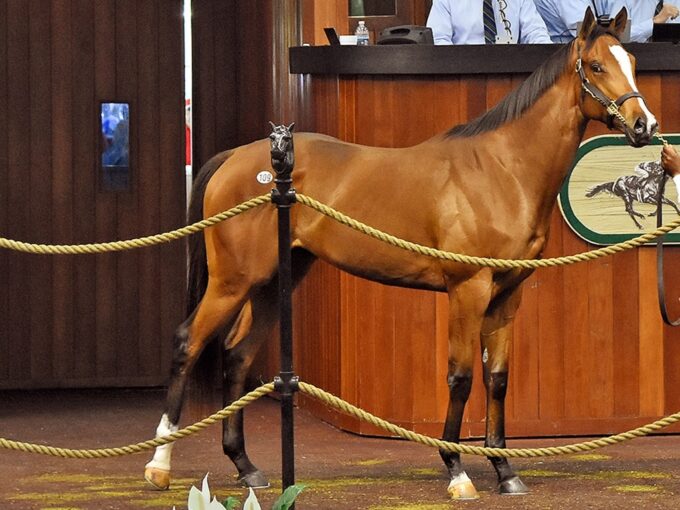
[
  {"left": 426, "top": 0, "right": 551, "bottom": 44},
  {"left": 534, "top": 0, "right": 628, "bottom": 42},
  {"left": 629, "top": 0, "right": 680, "bottom": 42}
]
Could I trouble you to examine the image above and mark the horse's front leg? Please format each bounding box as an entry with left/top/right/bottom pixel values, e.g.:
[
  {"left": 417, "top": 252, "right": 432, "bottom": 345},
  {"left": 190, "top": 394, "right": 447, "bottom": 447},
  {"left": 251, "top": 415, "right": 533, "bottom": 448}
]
[
  {"left": 481, "top": 287, "right": 528, "bottom": 495},
  {"left": 440, "top": 274, "right": 492, "bottom": 500}
]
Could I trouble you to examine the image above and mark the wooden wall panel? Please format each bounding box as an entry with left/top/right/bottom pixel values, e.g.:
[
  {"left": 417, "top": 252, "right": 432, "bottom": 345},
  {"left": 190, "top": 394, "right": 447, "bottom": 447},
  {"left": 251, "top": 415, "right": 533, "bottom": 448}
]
[
  {"left": 29, "top": 1, "right": 54, "bottom": 380},
  {"left": 0, "top": 0, "right": 8, "bottom": 382},
  {"left": 52, "top": 0, "right": 76, "bottom": 380},
  {"left": 7, "top": 0, "right": 31, "bottom": 383},
  {"left": 292, "top": 71, "right": 680, "bottom": 438},
  {"left": 0, "top": 0, "right": 186, "bottom": 389},
  {"left": 72, "top": 0, "right": 97, "bottom": 380},
  {"left": 94, "top": 0, "right": 119, "bottom": 382},
  {"left": 137, "top": 0, "right": 162, "bottom": 377}
]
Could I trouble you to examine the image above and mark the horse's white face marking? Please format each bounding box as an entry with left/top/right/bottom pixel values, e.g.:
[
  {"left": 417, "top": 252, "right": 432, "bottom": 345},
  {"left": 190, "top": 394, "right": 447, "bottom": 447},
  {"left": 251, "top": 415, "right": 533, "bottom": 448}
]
[
  {"left": 145, "top": 414, "right": 179, "bottom": 471},
  {"left": 609, "top": 45, "right": 657, "bottom": 133},
  {"left": 674, "top": 175, "right": 680, "bottom": 204}
]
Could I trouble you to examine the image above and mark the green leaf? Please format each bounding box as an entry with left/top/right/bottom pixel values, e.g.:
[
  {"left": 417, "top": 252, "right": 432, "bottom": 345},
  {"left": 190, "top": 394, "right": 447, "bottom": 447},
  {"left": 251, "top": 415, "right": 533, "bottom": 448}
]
[
  {"left": 222, "top": 496, "right": 241, "bottom": 510},
  {"left": 272, "top": 485, "right": 305, "bottom": 510}
]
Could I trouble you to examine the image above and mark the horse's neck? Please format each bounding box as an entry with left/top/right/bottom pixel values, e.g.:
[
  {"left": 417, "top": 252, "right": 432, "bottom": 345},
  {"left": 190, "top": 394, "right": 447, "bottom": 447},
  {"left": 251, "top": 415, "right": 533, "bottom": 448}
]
[{"left": 503, "top": 72, "right": 587, "bottom": 221}]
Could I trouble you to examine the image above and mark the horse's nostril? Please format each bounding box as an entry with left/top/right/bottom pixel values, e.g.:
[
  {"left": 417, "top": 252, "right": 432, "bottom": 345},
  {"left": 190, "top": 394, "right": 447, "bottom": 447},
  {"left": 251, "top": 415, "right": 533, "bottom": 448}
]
[{"left": 633, "top": 117, "right": 646, "bottom": 135}]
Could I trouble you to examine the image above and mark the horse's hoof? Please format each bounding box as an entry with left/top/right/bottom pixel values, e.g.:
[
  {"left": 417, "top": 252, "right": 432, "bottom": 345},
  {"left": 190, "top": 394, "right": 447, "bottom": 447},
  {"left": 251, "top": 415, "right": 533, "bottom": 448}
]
[
  {"left": 144, "top": 467, "right": 171, "bottom": 491},
  {"left": 239, "top": 470, "right": 270, "bottom": 489},
  {"left": 499, "top": 475, "right": 529, "bottom": 495},
  {"left": 447, "top": 472, "right": 479, "bottom": 500}
]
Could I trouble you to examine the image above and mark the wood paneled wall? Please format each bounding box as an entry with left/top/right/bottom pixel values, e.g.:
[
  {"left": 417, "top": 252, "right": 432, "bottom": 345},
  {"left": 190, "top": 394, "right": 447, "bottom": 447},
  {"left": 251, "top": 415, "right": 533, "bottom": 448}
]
[
  {"left": 282, "top": 72, "right": 680, "bottom": 438},
  {"left": 0, "top": 0, "right": 186, "bottom": 389}
]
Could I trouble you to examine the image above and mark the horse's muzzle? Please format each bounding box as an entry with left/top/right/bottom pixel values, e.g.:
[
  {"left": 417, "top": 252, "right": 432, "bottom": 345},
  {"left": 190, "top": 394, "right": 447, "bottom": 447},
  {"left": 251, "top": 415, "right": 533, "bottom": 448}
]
[{"left": 625, "top": 117, "right": 657, "bottom": 148}]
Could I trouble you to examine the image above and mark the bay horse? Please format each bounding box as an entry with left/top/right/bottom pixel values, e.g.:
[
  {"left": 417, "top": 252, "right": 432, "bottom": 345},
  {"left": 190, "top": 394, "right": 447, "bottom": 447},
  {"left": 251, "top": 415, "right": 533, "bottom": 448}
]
[{"left": 144, "top": 8, "right": 657, "bottom": 500}]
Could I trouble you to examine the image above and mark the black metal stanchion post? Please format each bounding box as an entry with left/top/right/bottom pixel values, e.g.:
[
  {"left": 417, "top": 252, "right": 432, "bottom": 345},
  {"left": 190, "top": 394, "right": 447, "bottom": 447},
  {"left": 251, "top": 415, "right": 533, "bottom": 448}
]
[{"left": 270, "top": 123, "right": 298, "bottom": 496}]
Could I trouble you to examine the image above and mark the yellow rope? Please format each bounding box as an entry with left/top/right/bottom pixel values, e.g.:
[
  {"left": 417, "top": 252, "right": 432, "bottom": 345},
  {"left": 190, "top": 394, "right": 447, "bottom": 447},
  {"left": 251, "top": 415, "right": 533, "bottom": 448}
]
[
  {"left": 298, "top": 382, "right": 680, "bottom": 458},
  {"left": 2, "top": 380, "right": 680, "bottom": 460},
  {"left": 0, "top": 190, "right": 676, "bottom": 270},
  {"left": 296, "top": 194, "right": 680, "bottom": 269},
  {"left": 0, "top": 383, "right": 274, "bottom": 458},
  {"left": 0, "top": 195, "right": 271, "bottom": 255}
]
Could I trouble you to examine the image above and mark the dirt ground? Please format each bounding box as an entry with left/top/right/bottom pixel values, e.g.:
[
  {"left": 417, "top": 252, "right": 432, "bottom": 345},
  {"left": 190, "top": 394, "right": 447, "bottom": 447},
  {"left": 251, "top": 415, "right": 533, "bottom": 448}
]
[{"left": 1, "top": 388, "right": 680, "bottom": 509}]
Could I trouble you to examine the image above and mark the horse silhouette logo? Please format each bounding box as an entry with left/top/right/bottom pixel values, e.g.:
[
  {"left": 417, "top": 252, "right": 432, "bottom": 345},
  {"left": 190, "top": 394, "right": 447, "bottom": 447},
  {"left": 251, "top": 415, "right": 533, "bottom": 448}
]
[{"left": 585, "top": 160, "right": 680, "bottom": 229}]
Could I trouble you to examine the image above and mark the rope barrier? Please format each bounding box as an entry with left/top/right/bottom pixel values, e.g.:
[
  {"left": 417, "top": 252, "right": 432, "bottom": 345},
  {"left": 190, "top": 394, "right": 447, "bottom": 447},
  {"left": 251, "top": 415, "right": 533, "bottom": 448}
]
[
  {"left": 0, "top": 191, "right": 677, "bottom": 271},
  {"left": 299, "top": 382, "right": 680, "bottom": 458},
  {"left": 296, "top": 194, "right": 680, "bottom": 269},
  {"left": 0, "top": 195, "right": 271, "bottom": 255},
  {"left": 1, "top": 380, "right": 680, "bottom": 460},
  {"left": 0, "top": 383, "right": 274, "bottom": 458}
]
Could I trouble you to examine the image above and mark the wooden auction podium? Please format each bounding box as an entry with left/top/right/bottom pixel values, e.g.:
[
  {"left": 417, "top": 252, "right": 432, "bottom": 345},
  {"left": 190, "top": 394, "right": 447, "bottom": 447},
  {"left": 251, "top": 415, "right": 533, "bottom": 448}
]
[{"left": 254, "top": 44, "right": 680, "bottom": 439}]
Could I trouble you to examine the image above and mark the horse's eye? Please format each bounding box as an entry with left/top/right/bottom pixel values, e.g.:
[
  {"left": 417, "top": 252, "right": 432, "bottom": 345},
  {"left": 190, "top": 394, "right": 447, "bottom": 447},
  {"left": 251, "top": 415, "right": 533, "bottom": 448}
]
[{"left": 590, "top": 62, "right": 604, "bottom": 73}]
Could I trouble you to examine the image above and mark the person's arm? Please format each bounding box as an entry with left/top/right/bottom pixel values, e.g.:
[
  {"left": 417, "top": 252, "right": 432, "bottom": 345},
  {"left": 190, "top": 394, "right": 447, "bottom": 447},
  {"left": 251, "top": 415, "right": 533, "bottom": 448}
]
[
  {"left": 661, "top": 144, "right": 680, "bottom": 203},
  {"left": 517, "top": 0, "right": 552, "bottom": 43},
  {"left": 427, "top": 0, "right": 455, "bottom": 45},
  {"left": 662, "top": 145, "right": 680, "bottom": 176},
  {"left": 655, "top": 3, "right": 680, "bottom": 23}
]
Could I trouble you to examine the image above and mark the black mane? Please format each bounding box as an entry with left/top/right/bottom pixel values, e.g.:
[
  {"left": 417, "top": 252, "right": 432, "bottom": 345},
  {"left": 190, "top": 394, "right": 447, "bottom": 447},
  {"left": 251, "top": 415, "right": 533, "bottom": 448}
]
[{"left": 447, "top": 26, "right": 618, "bottom": 138}]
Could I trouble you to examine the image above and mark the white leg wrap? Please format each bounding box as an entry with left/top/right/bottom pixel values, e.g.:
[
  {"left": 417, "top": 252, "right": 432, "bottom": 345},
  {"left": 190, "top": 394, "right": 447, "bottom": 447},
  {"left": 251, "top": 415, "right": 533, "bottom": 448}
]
[
  {"left": 448, "top": 471, "right": 472, "bottom": 490},
  {"left": 145, "top": 414, "right": 178, "bottom": 472},
  {"left": 673, "top": 175, "right": 680, "bottom": 205}
]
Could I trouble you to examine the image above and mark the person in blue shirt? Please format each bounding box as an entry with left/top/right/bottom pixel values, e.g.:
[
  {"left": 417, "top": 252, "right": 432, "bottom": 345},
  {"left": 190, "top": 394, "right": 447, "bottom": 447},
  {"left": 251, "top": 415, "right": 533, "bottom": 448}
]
[
  {"left": 536, "top": 0, "right": 680, "bottom": 42},
  {"left": 426, "top": 0, "right": 551, "bottom": 45},
  {"left": 629, "top": 1, "right": 679, "bottom": 42}
]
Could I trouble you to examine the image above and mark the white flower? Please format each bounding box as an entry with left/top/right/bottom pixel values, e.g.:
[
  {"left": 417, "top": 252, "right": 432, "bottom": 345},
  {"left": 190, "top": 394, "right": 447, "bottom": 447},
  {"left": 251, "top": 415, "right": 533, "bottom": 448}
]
[
  {"left": 243, "top": 488, "right": 262, "bottom": 510},
  {"left": 186, "top": 474, "right": 226, "bottom": 510}
]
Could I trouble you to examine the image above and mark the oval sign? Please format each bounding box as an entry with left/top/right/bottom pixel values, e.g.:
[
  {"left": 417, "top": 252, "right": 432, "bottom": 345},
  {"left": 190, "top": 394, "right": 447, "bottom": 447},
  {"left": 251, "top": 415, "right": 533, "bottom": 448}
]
[
  {"left": 558, "top": 134, "right": 680, "bottom": 245},
  {"left": 256, "top": 171, "right": 273, "bottom": 184}
]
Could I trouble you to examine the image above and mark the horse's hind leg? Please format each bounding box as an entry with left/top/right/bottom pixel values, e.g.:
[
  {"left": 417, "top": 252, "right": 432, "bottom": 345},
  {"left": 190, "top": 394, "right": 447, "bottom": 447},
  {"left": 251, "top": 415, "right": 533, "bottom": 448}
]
[
  {"left": 222, "top": 249, "right": 316, "bottom": 488},
  {"left": 481, "top": 287, "right": 528, "bottom": 495},
  {"left": 221, "top": 287, "right": 276, "bottom": 488},
  {"left": 144, "top": 283, "right": 249, "bottom": 490}
]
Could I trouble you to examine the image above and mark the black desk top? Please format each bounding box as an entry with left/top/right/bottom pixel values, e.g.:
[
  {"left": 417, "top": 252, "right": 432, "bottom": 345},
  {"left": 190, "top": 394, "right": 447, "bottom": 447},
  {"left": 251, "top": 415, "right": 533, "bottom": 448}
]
[{"left": 289, "top": 43, "right": 680, "bottom": 76}]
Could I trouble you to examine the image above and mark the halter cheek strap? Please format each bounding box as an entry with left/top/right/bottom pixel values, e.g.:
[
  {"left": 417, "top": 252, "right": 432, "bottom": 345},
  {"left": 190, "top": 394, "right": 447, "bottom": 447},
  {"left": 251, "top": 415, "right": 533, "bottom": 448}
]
[{"left": 575, "top": 57, "right": 645, "bottom": 130}]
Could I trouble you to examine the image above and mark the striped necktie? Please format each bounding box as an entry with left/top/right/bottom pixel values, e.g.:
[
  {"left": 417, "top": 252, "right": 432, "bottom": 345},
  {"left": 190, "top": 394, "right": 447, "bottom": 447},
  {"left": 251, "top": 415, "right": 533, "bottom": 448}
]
[
  {"left": 483, "top": 0, "right": 497, "bottom": 44},
  {"left": 656, "top": 1, "right": 664, "bottom": 15}
]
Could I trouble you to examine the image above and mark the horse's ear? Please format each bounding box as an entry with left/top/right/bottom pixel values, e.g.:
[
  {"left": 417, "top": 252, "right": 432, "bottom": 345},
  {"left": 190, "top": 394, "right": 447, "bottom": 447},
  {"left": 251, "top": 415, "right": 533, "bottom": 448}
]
[
  {"left": 578, "top": 7, "right": 596, "bottom": 40},
  {"left": 287, "top": 122, "right": 295, "bottom": 132},
  {"left": 269, "top": 120, "right": 276, "bottom": 131},
  {"left": 609, "top": 7, "right": 629, "bottom": 40}
]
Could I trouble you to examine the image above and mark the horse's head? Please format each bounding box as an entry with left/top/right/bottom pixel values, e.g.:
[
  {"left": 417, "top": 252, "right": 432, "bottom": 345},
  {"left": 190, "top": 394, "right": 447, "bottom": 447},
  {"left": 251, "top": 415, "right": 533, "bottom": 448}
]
[{"left": 575, "top": 7, "right": 657, "bottom": 147}]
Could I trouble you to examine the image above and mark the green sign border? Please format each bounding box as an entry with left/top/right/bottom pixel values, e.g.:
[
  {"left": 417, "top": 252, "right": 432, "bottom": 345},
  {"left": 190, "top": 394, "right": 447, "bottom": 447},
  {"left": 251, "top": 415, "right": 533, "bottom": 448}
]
[{"left": 558, "top": 134, "right": 680, "bottom": 245}]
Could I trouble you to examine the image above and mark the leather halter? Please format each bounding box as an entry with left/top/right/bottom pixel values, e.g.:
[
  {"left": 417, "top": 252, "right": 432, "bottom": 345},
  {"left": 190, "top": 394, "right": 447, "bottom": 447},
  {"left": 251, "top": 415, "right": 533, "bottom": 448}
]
[
  {"left": 656, "top": 175, "right": 680, "bottom": 326},
  {"left": 575, "top": 52, "right": 646, "bottom": 130}
]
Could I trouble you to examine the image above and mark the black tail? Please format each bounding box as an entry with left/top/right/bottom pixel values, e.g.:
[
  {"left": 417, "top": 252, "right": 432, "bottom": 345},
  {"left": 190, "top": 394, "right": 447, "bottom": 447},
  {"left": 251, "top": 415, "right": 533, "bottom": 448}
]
[
  {"left": 586, "top": 181, "right": 614, "bottom": 198},
  {"left": 186, "top": 150, "right": 233, "bottom": 316},
  {"left": 184, "top": 149, "right": 233, "bottom": 419}
]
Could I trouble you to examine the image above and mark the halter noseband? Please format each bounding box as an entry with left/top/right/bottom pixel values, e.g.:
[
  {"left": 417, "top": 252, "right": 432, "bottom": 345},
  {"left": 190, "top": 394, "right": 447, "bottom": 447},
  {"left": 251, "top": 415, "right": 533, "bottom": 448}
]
[{"left": 575, "top": 49, "right": 645, "bottom": 130}]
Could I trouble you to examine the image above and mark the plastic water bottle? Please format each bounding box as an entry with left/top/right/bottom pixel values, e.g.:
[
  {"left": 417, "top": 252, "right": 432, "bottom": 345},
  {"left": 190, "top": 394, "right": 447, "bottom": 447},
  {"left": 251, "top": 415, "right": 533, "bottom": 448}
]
[{"left": 355, "top": 21, "right": 369, "bottom": 45}]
